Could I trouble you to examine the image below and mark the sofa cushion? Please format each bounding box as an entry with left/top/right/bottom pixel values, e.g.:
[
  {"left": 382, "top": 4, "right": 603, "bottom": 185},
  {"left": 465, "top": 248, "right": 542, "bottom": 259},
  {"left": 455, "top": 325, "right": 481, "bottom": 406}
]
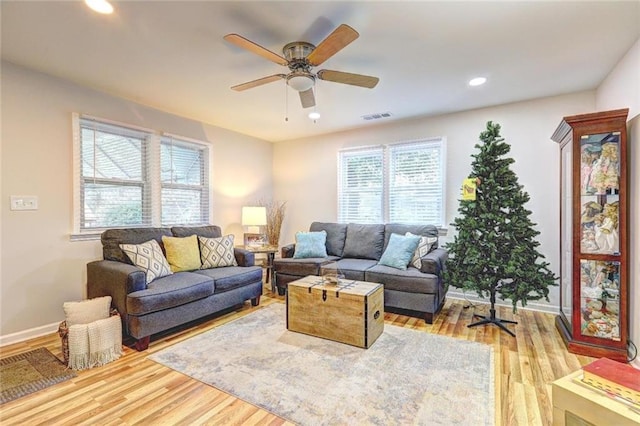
[
  {"left": 193, "top": 266, "right": 262, "bottom": 292},
  {"left": 309, "top": 222, "right": 348, "bottom": 257},
  {"left": 334, "top": 258, "right": 379, "bottom": 281},
  {"left": 378, "top": 233, "right": 421, "bottom": 270},
  {"left": 406, "top": 232, "right": 438, "bottom": 269},
  {"left": 171, "top": 225, "right": 222, "bottom": 239},
  {"left": 120, "top": 239, "right": 173, "bottom": 284},
  {"left": 274, "top": 256, "right": 339, "bottom": 277},
  {"left": 293, "top": 231, "right": 328, "bottom": 259},
  {"left": 198, "top": 235, "right": 238, "bottom": 268},
  {"left": 365, "top": 264, "right": 439, "bottom": 294},
  {"left": 384, "top": 223, "right": 439, "bottom": 250},
  {"left": 162, "top": 235, "right": 201, "bottom": 272},
  {"left": 126, "top": 272, "right": 214, "bottom": 315},
  {"left": 102, "top": 227, "right": 172, "bottom": 264},
  {"left": 342, "top": 223, "right": 385, "bottom": 260}
]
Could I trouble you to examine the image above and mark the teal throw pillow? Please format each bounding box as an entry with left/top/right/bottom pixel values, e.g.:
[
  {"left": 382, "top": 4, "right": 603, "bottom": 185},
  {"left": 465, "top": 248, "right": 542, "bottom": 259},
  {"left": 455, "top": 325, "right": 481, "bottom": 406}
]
[
  {"left": 293, "top": 230, "right": 328, "bottom": 259},
  {"left": 378, "top": 233, "right": 421, "bottom": 270}
]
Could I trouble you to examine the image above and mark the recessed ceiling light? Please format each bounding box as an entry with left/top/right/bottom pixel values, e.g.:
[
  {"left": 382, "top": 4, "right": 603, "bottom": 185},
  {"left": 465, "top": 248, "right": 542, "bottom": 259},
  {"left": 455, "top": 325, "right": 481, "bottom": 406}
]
[
  {"left": 308, "top": 111, "right": 321, "bottom": 120},
  {"left": 85, "top": 0, "right": 114, "bottom": 14},
  {"left": 469, "top": 77, "right": 487, "bottom": 87}
]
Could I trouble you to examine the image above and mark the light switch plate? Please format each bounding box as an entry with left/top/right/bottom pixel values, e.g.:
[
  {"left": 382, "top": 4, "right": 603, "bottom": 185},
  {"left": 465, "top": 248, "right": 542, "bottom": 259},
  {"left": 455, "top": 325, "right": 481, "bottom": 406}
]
[{"left": 10, "top": 196, "right": 38, "bottom": 211}]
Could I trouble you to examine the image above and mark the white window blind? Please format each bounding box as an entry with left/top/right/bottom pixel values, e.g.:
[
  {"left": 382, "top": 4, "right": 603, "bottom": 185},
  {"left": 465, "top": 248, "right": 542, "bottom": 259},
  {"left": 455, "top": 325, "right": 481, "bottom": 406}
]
[
  {"left": 73, "top": 114, "right": 210, "bottom": 236},
  {"left": 78, "top": 117, "right": 152, "bottom": 230},
  {"left": 338, "top": 138, "right": 445, "bottom": 226},
  {"left": 388, "top": 140, "right": 444, "bottom": 225},
  {"left": 161, "top": 135, "right": 209, "bottom": 226},
  {"left": 338, "top": 147, "right": 384, "bottom": 224}
]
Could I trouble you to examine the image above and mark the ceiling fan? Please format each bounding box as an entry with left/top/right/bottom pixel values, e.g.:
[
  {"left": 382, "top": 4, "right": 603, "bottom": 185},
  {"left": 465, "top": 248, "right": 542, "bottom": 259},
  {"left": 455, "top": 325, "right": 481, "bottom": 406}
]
[{"left": 224, "top": 24, "right": 379, "bottom": 109}]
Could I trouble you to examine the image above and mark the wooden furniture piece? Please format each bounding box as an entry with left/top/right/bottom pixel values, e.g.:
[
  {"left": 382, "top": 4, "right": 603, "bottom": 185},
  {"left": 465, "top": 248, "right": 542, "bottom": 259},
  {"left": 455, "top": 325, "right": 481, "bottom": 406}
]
[
  {"left": 551, "top": 109, "right": 629, "bottom": 362},
  {"left": 286, "top": 275, "right": 384, "bottom": 348},
  {"left": 552, "top": 370, "right": 640, "bottom": 426},
  {"left": 239, "top": 245, "right": 278, "bottom": 292}
]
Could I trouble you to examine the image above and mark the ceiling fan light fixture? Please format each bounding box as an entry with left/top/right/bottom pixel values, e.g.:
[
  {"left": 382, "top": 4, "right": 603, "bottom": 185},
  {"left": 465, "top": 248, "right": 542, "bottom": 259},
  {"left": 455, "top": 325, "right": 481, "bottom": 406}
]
[{"left": 287, "top": 73, "right": 315, "bottom": 92}]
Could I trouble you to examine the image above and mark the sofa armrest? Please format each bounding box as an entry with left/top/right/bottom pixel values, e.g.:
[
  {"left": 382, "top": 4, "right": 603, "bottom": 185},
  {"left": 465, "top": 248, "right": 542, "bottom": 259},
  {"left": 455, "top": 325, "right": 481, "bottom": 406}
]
[
  {"left": 87, "top": 260, "right": 146, "bottom": 322},
  {"left": 281, "top": 244, "right": 295, "bottom": 258},
  {"left": 234, "top": 248, "right": 255, "bottom": 267},
  {"left": 420, "top": 248, "right": 448, "bottom": 276}
]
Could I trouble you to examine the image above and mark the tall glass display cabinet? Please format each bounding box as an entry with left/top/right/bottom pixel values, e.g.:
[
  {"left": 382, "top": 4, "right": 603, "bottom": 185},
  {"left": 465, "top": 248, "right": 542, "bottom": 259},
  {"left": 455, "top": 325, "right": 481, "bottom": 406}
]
[{"left": 551, "top": 109, "right": 629, "bottom": 362}]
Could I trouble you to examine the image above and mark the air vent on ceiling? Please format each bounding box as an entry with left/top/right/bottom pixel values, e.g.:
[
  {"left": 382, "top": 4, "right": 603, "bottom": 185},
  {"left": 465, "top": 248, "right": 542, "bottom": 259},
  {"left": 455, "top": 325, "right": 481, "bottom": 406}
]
[{"left": 361, "top": 112, "right": 393, "bottom": 121}]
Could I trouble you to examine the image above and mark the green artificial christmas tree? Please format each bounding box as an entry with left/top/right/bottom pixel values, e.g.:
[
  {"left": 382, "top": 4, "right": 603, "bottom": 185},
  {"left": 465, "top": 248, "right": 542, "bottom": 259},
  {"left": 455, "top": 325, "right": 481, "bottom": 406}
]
[{"left": 445, "top": 121, "right": 557, "bottom": 336}]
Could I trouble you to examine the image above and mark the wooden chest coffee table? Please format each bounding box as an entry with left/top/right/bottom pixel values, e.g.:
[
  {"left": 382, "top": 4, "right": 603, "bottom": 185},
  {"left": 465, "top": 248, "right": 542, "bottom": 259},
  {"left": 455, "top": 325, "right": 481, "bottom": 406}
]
[{"left": 286, "top": 275, "right": 384, "bottom": 348}]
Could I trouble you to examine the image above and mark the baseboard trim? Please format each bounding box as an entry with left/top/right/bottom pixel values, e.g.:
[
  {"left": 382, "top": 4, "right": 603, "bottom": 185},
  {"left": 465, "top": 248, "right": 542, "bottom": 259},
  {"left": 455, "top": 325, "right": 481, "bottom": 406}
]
[
  {"left": 447, "top": 291, "right": 557, "bottom": 314},
  {"left": 0, "top": 322, "right": 60, "bottom": 347}
]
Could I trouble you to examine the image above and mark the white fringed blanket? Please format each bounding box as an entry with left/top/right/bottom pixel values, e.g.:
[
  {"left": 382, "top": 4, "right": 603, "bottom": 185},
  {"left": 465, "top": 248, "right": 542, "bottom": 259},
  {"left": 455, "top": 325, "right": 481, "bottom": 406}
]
[{"left": 68, "top": 314, "right": 122, "bottom": 370}]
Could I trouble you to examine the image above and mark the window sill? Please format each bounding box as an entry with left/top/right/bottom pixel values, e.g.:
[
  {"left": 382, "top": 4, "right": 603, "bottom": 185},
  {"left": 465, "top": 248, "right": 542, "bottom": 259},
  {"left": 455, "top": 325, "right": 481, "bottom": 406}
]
[{"left": 70, "top": 233, "right": 101, "bottom": 242}]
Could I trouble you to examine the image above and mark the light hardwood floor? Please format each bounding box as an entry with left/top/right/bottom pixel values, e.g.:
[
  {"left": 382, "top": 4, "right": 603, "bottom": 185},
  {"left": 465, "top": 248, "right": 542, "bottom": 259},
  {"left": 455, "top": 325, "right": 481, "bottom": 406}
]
[{"left": 0, "top": 285, "right": 594, "bottom": 425}]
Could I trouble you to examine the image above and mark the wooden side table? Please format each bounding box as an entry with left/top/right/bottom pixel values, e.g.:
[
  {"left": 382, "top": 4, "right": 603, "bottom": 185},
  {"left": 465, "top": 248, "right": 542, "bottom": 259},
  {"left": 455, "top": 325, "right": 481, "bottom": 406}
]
[
  {"left": 239, "top": 245, "right": 278, "bottom": 293},
  {"left": 552, "top": 370, "right": 640, "bottom": 426}
]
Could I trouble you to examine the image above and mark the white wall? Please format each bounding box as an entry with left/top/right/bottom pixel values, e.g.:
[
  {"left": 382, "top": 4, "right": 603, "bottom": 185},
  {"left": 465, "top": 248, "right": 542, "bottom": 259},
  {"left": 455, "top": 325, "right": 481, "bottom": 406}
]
[
  {"left": 596, "top": 38, "right": 640, "bottom": 119},
  {"left": 274, "top": 91, "right": 596, "bottom": 311},
  {"left": 596, "top": 38, "right": 640, "bottom": 367},
  {"left": 0, "top": 61, "right": 273, "bottom": 340}
]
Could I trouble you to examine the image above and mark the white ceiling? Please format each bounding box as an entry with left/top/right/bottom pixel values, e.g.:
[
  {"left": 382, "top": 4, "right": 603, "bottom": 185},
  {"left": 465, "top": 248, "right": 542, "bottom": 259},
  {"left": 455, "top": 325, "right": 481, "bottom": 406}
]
[{"left": 2, "top": 1, "right": 639, "bottom": 142}]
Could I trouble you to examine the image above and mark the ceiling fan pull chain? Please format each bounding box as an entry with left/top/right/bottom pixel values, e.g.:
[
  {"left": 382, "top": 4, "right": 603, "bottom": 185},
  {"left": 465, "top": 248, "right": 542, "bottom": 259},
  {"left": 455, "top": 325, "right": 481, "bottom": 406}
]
[{"left": 284, "top": 80, "right": 288, "bottom": 122}]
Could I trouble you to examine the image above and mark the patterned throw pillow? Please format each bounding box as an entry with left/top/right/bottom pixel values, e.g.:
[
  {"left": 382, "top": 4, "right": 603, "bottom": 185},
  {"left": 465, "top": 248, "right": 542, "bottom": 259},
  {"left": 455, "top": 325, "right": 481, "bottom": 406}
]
[
  {"left": 120, "top": 239, "right": 173, "bottom": 284},
  {"left": 406, "top": 232, "right": 438, "bottom": 269},
  {"left": 198, "top": 235, "right": 238, "bottom": 268}
]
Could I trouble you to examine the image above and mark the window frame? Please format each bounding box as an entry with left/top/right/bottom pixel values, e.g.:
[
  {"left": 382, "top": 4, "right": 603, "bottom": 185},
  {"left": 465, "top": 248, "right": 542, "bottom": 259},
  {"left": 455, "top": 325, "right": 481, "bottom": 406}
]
[
  {"left": 71, "top": 113, "right": 211, "bottom": 240},
  {"left": 337, "top": 137, "right": 446, "bottom": 227}
]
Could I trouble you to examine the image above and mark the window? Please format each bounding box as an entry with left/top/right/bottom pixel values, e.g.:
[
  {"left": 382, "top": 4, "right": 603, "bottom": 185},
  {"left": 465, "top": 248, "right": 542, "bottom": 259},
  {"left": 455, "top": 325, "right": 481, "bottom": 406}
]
[
  {"left": 338, "top": 138, "right": 445, "bottom": 226},
  {"left": 160, "top": 136, "right": 209, "bottom": 225},
  {"left": 73, "top": 114, "right": 210, "bottom": 236}
]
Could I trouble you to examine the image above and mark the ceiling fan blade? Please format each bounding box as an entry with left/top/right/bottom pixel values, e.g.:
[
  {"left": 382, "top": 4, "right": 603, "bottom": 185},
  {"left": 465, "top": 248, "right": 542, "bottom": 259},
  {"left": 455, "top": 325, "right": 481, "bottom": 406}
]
[
  {"left": 224, "top": 33, "right": 288, "bottom": 66},
  {"left": 317, "top": 70, "right": 379, "bottom": 88},
  {"left": 231, "top": 74, "right": 286, "bottom": 91},
  {"left": 307, "top": 24, "right": 359, "bottom": 66},
  {"left": 299, "top": 88, "right": 316, "bottom": 109}
]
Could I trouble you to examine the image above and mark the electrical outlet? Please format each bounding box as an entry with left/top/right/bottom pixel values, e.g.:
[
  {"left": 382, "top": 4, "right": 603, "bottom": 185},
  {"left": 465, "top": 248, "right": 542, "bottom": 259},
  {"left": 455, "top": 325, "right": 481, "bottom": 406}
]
[{"left": 10, "top": 196, "right": 38, "bottom": 211}]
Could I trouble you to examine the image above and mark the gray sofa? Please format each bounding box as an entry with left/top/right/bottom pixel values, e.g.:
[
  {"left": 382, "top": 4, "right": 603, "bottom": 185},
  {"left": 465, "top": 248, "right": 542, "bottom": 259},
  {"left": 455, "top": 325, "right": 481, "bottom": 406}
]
[
  {"left": 274, "top": 222, "right": 448, "bottom": 323},
  {"left": 87, "top": 225, "right": 263, "bottom": 350}
]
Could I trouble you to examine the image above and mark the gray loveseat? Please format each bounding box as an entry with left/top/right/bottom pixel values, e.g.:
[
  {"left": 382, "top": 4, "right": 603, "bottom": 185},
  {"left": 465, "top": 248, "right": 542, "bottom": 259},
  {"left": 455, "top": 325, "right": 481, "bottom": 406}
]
[
  {"left": 274, "top": 222, "right": 448, "bottom": 323},
  {"left": 87, "top": 225, "right": 263, "bottom": 350}
]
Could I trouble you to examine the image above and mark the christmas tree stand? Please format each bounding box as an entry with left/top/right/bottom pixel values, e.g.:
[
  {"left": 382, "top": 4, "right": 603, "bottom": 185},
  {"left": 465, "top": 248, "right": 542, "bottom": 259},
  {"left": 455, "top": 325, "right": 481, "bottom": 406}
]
[{"left": 468, "top": 290, "right": 517, "bottom": 337}]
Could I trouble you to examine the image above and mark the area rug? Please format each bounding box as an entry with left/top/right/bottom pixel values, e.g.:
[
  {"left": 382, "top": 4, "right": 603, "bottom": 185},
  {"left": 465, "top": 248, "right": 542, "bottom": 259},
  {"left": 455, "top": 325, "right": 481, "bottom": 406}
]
[
  {"left": 149, "top": 304, "right": 494, "bottom": 425},
  {"left": 0, "top": 347, "right": 76, "bottom": 405}
]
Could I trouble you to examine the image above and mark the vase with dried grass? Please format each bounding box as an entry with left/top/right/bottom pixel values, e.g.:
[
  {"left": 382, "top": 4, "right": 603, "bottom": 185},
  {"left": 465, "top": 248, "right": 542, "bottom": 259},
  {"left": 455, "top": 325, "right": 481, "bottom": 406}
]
[{"left": 259, "top": 200, "right": 286, "bottom": 247}]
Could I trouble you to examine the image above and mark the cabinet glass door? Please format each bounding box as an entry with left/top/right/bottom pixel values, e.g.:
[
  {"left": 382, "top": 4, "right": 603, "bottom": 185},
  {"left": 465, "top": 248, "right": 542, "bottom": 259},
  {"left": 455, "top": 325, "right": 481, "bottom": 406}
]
[
  {"left": 579, "top": 260, "right": 621, "bottom": 341},
  {"left": 579, "top": 132, "right": 620, "bottom": 255}
]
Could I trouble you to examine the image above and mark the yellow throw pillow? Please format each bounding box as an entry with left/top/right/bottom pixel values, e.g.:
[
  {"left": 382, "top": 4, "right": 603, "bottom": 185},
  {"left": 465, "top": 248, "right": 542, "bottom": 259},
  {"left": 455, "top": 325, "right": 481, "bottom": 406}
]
[{"left": 162, "top": 235, "right": 201, "bottom": 272}]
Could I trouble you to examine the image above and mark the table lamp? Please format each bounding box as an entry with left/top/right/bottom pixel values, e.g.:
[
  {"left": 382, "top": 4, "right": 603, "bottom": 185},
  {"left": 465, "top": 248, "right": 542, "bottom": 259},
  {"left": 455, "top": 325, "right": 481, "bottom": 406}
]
[{"left": 242, "top": 206, "right": 267, "bottom": 234}]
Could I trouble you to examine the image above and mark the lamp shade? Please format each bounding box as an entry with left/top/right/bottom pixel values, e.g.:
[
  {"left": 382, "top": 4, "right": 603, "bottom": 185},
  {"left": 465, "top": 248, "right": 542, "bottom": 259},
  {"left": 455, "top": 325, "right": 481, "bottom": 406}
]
[{"left": 242, "top": 206, "right": 267, "bottom": 226}]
